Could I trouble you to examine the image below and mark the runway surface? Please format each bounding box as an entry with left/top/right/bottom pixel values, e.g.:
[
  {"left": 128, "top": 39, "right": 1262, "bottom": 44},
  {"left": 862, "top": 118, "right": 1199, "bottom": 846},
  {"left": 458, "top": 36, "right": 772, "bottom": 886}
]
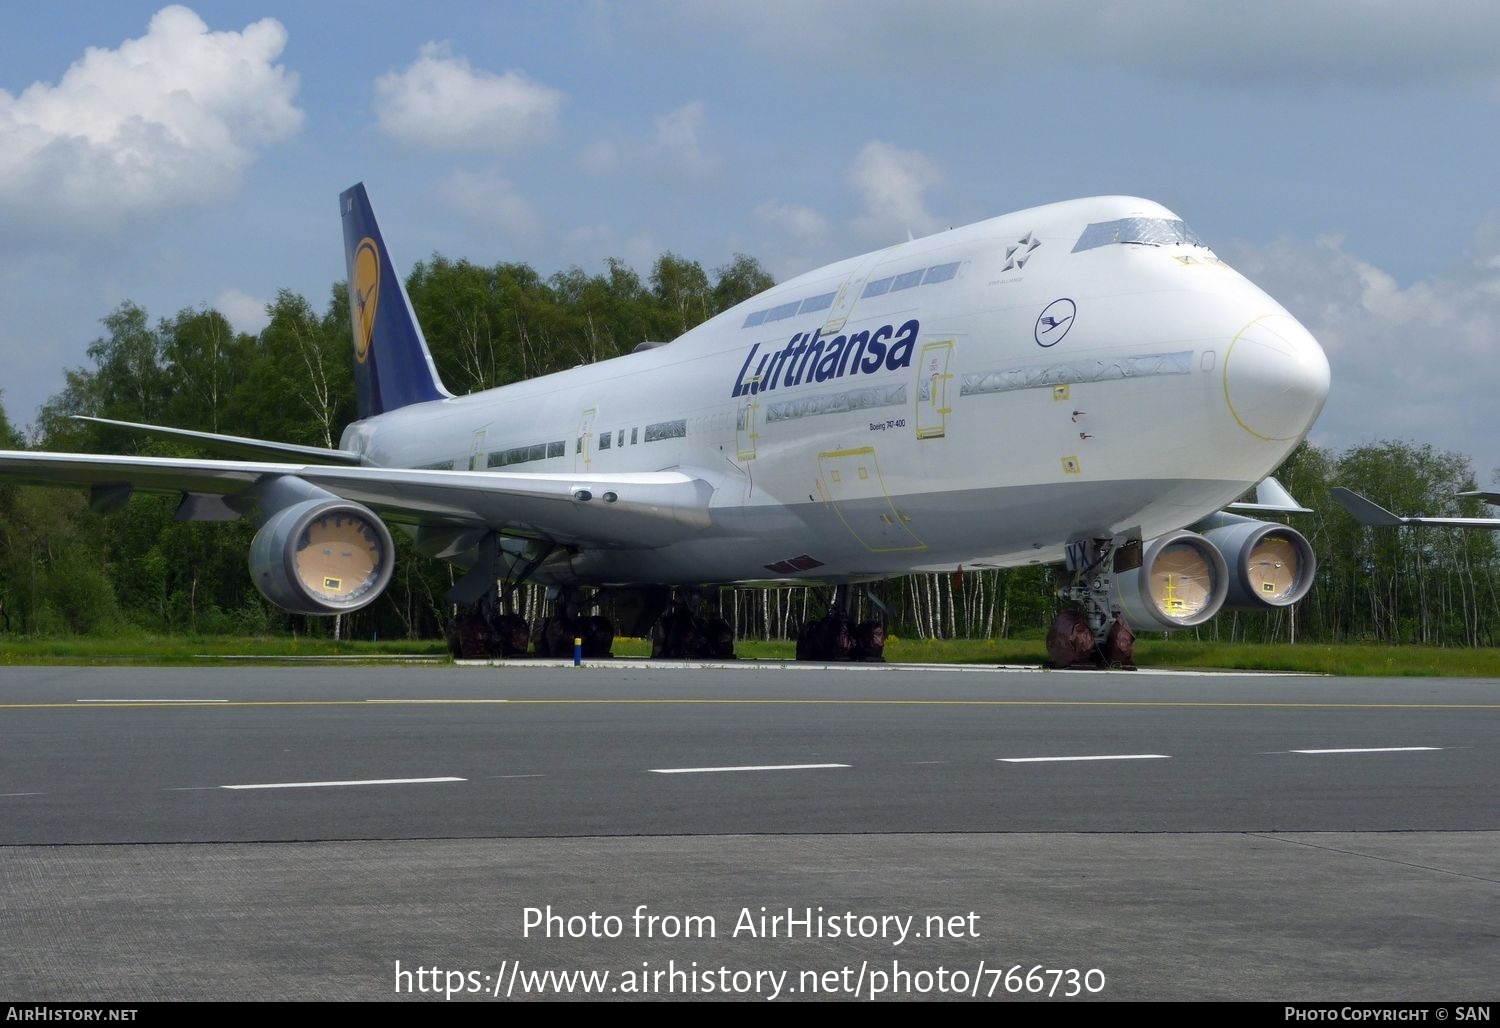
[{"left": 2, "top": 662, "right": 1497, "bottom": 1001}]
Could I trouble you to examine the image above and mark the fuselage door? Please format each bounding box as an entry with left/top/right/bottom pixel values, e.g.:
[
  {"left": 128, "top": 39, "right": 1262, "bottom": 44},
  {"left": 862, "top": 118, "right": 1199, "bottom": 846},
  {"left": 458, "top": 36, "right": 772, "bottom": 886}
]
[
  {"left": 822, "top": 253, "right": 887, "bottom": 335},
  {"left": 916, "top": 339, "right": 955, "bottom": 439},
  {"left": 736, "top": 400, "right": 759, "bottom": 461},
  {"left": 469, "top": 429, "right": 487, "bottom": 471},
  {"left": 575, "top": 407, "right": 597, "bottom": 471}
]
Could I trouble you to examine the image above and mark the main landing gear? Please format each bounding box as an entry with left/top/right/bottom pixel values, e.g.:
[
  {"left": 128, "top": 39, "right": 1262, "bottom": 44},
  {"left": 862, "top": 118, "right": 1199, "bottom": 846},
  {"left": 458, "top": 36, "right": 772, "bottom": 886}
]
[
  {"left": 533, "top": 587, "right": 616, "bottom": 659},
  {"left": 649, "top": 588, "right": 735, "bottom": 659},
  {"left": 445, "top": 584, "right": 617, "bottom": 660},
  {"left": 1046, "top": 537, "right": 1137, "bottom": 669},
  {"left": 795, "top": 585, "right": 887, "bottom": 663}
]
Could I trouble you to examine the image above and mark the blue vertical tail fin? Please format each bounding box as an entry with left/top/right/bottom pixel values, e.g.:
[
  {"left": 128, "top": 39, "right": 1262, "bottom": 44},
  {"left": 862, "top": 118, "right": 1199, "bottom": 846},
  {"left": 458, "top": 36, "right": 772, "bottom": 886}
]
[{"left": 340, "top": 182, "right": 452, "bottom": 419}]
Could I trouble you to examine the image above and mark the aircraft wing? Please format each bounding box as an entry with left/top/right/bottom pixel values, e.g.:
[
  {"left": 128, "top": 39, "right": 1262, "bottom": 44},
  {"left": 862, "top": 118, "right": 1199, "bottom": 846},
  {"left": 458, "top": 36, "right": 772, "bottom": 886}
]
[
  {"left": 1457, "top": 490, "right": 1500, "bottom": 506},
  {"left": 70, "top": 416, "right": 363, "bottom": 465},
  {"left": 1330, "top": 487, "right": 1500, "bottom": 529},
  {"left": 0, "top": 450, "right": 716, "bottom": 548}
]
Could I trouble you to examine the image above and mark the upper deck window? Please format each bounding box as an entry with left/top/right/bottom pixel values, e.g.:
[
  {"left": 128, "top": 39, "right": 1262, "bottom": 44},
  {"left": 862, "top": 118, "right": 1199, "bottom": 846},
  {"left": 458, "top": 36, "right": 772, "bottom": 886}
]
[
  {"left": 891, "top": 269, "right": 925, "bottom": 292},
  {"left": 1072, "top": 217, "right": 1206, "bottom": 253},
  {"left": 922, "top": 261, "right": 960, "bottom": 284},
  {"left": 765, "top": 300, "right": 801, "bottom": 322},
  {"left": 799, "top": 292, "right": 836, "bottom": 314}
]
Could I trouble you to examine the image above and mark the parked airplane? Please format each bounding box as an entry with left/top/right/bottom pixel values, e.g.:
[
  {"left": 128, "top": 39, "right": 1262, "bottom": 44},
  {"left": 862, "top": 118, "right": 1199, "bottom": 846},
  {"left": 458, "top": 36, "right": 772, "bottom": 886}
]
[
  {"left": 0, "top": 185, "right": 1330, "bottom": 664},
  {"left": 1332, "top": 488, "right": 1500, "bottom": 529}
]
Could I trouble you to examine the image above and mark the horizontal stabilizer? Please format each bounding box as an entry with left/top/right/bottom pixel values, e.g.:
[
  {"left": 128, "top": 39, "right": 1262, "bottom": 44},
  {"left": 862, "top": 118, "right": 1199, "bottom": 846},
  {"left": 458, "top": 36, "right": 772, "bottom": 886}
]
[
  {"left": 1329, "top": 487, "right": 1405, "bottom": 526},
  {"left": 1332, "top": 487, "right": 1500, "bottom": 529},
  {"left": 1225, "top": 475, "right": 1312, "bottom": 514},
  {"left": 71, "top": 416, "right": 362, "bottom": 465},
  {"left": 1458, "top": 490, "right": 1500, "bottom": 506}
]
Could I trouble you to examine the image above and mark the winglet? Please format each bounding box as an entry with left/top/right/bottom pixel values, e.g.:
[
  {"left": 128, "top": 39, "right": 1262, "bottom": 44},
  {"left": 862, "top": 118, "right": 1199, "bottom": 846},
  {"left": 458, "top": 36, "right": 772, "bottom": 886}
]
[
  {"left": 340, "top": 183, "right": 452, "bottom": 420},
  {"left": 1330, "top": 488, "right": 1407, "bottom": 527}
]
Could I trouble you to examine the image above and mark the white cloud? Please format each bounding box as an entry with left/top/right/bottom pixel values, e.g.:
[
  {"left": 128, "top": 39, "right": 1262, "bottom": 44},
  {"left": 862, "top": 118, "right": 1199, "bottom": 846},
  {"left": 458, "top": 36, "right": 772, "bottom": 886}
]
[
  {"left": 375, "top": 43, "right": 564, "bottom": 151},
  {"left": 579, "top": 101, "right": 720, "bottom": 179},
  {"left": 849, "top": 140, "right": 943, "bottom": 243},
  {"left": 755, "top": 200, "right": 830, "bottom": 249},
  {"left": 563, "top": 224, "right": 661, "bottom": 275},
  {"left": 1225, "top": 224, "right": 1500, "bottom": 478},
  {"left": 0, "top": 5, "right": 302, "bottom": 232},
  {"left": 214, "top": 289, "right": 270, "bottom": 335},
  {"left": 437, "top": 170, "right": 542, "bottom": 239},
  {"left": 578, "top": 140, "right": 621, "bottom": 176}
]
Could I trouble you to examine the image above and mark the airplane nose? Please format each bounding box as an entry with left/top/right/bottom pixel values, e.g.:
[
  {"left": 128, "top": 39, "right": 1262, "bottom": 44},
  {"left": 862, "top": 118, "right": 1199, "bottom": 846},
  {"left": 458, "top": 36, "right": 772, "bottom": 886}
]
[{"left": 1222, "top": 314, "right": 1330, "bottom": 442}]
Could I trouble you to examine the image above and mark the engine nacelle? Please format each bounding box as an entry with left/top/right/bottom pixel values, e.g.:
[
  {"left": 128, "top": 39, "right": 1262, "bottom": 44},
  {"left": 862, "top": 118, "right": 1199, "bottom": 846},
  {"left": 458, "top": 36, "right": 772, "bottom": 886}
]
[
  {"left": 1196, "top": 512, "right": 1316, "bottom": 611},
  {"left": 1114, "top": 530, "right": 1229, "bottom": 632},
  {"left": 248, "top": 498, "right": 394, "bottom": 615}
]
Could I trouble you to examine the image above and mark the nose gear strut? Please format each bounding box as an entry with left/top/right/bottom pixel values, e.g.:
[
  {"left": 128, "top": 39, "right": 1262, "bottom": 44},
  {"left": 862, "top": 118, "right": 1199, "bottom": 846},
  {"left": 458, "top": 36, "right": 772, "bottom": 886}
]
[{"left": 1047, "top": 536, "right": 1137, "bottom": 669}]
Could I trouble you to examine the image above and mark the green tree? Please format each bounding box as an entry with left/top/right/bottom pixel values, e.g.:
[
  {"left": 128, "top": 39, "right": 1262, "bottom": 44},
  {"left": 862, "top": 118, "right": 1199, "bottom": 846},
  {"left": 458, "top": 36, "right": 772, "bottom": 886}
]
[
  {"left": 712, "top": 254, "right": 775, "bottom": 312},
  {"left": 650, "top": 253, "right": 712, "bottom": 337},
  {"left": 231, "top": 289, "right": 354, "bottom": 448},
  {"left": 161, "top": 306, "right": 255, "bottom": 433}
]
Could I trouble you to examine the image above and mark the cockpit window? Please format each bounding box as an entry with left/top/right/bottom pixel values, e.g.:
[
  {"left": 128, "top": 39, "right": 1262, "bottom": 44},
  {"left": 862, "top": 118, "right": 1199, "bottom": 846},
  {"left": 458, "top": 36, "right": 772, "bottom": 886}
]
[{"left": 1072, "top": 217, "right": 1206, "bottom": 253}]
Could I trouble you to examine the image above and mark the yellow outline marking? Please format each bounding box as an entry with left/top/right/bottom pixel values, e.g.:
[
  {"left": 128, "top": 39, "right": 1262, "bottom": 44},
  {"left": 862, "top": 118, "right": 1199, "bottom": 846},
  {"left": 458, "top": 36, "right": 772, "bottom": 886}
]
[
  {"left": 1223, "top": 314, "right": 1299, "bottom": 442},
  {"left": 915, "top": 339, "right": 955, "bottom": 440},
  {"left": 816, "top": 446, "right": 926, "bottom": 553}
]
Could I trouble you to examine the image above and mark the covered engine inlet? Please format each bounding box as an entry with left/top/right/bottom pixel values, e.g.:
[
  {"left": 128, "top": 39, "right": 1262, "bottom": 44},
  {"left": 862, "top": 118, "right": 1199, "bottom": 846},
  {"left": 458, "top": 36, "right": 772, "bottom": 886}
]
[{"left": 248, "top": 497, "right": 394, "bottom": 614}]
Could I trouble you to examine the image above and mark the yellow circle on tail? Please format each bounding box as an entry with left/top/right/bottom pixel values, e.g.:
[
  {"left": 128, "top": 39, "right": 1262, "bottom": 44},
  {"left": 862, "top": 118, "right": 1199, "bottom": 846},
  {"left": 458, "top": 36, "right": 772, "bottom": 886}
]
[{"left": 352, "top": 237, "right": 380, "bottom": 364}]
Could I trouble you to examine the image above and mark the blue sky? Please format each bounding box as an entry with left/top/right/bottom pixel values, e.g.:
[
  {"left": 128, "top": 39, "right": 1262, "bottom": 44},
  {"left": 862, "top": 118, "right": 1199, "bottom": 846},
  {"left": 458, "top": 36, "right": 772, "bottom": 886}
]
[{"left": 2, "top": 2, "right": 1498, "bottom": 484}]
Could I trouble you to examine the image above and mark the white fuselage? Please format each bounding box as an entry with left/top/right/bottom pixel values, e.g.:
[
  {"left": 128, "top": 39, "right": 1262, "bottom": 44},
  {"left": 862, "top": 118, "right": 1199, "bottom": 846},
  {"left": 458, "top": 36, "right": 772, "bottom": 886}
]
[{"left": 342, "top": 196, "right": 1330, "bottom": 587}]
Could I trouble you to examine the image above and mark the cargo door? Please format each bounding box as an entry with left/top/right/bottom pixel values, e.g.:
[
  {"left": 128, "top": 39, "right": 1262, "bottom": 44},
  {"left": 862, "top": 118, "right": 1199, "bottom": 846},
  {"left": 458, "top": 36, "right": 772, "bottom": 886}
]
[{"left": 815, "top": 446, "right": 925, "bottom": 552}]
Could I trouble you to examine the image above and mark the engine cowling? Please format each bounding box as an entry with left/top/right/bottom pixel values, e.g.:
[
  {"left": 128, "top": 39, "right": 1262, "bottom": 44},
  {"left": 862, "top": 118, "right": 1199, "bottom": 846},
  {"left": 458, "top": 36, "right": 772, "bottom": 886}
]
[
  {"left": 248, "top": 498, "right": 395, "bottom": 614},
  {"left": 1114, "top": 530, "right": 1229, "bottom": 632},
  {"left": 1197, "top": 513, "right": 1316, "bottom": 610}
]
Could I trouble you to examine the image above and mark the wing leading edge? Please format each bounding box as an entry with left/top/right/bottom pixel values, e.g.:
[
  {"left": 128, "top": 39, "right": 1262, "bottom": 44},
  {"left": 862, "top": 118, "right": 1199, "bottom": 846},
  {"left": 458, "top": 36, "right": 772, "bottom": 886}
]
[
  {"left": 0, "top": 450, "right": 716, "bottom": 549},
  {"left": 69, "top": 416, "right": 364, "bottom": 465}
]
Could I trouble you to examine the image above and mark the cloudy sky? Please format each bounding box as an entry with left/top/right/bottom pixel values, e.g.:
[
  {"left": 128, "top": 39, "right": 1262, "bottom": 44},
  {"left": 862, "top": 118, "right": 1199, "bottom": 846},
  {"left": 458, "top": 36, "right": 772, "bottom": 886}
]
[{"left": 2, "top": 2, "right": 1497, "bottom": 483}]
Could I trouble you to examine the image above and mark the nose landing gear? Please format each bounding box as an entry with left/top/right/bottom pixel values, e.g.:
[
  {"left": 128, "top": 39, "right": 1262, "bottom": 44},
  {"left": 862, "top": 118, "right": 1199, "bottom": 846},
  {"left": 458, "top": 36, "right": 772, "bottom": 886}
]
[{"left": 1046, "top": 537, "right": 1136, "bottom": 669}]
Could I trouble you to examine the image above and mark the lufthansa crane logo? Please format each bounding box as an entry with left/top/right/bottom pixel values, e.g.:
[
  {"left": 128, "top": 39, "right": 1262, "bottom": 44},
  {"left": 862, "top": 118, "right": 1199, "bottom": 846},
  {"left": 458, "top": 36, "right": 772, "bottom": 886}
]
[
  {"left": 1035, "top": 298, "right": 1076, "bottom": 347},
  {"left": 352, "top": 237, "right": 380, "bottom": 364}
]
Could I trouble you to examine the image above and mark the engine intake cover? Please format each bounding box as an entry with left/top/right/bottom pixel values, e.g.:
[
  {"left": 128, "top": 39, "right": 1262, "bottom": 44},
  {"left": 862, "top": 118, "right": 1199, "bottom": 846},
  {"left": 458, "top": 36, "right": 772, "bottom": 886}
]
[
  {"left": 1197, "top": 513, "right": 1316, "bottom": 610},
  {"left": 1114, "top": 530, "right": 1229, "bottom": 632},
  {"left": 249, "top": 498, "right": 394, "bottom": 614}
]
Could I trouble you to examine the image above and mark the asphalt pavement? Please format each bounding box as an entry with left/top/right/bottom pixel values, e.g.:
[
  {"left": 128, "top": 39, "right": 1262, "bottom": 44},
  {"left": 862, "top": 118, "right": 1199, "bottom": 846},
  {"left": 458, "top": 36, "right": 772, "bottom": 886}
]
[{"left": 2, "top": 662, "right": 1495, "bottom": 1000}]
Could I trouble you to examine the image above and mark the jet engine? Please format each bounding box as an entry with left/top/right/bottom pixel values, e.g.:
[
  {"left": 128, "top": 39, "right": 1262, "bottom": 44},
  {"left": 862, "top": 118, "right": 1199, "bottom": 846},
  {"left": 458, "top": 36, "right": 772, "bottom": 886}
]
[
  {"left": 1196, "top": 512, "right": 1316, "bottom": 611},
  {"left": 248, "top": 498, "right": 394, "bottom": 614},
  {"left": 1114, "top": 530, "right": 1229, "bottom": 632}
]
